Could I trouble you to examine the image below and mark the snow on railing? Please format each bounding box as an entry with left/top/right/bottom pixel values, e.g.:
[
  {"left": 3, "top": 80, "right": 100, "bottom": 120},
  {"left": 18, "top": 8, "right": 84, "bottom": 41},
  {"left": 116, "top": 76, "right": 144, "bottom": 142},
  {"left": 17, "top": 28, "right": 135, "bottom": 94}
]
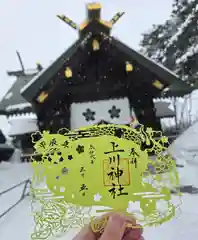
[{"left": 0, "top": 179, "right": 31, "bottom": 219}]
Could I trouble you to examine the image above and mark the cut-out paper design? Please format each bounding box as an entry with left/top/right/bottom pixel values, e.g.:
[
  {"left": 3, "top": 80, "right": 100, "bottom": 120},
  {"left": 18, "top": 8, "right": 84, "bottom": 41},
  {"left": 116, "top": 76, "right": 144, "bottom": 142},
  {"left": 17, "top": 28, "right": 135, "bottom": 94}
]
[
  {"left": 82, "top": 108, "right": 96, "bottom": 121},
  {"left": 31, "top": 124, "right": 181, "bottom": 239},
  {"left": 31, "top": 187, "right": 92, "bottom": 239},
  {"left": 108, "top": 105, "right": 121, "bottom": 118}
]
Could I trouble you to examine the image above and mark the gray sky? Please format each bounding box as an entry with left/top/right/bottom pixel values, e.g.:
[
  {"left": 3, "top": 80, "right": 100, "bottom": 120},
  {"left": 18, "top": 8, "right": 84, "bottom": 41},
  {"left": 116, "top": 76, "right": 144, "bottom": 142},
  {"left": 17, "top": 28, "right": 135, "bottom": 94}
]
[{"left": 0, "top": 0, "right": 173, "bottom": 134}]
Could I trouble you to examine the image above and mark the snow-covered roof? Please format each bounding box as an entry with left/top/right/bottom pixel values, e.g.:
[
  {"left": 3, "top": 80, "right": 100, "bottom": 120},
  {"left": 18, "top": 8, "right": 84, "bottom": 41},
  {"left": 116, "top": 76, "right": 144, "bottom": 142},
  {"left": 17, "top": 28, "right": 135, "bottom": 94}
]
[
  {"left": 21, "top": 63, "right": 53, "bottom": 97},
  {"left": 0, "top": 74, "right": 36, "bottom": 115},
  {"left": 21, "top": 38, "right": 83, "bottom": 102},
  {"left": 154, "top": 101, "right": 175, "bottom": 118},
  {"left": 7, "top": 115, "right": 38, "bottom": 136},
  {"left": 6, "top": 103, "right": 32, "bottom": 111}
]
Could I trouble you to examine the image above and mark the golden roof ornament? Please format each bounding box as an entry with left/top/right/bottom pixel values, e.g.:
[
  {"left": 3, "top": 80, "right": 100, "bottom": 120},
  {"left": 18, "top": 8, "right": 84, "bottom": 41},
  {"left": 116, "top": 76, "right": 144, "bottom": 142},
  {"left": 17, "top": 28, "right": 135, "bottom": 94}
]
[{"left": 57, "top": 2, "right": 125, "bottom": 35}]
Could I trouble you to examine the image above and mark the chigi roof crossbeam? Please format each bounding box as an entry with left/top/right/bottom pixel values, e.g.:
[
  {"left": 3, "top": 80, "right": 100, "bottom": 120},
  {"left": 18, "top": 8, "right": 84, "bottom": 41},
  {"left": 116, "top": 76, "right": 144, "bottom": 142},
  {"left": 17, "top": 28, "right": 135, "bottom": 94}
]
[{"left": 56, "top": 2, "right": 124, "bottom": 37}]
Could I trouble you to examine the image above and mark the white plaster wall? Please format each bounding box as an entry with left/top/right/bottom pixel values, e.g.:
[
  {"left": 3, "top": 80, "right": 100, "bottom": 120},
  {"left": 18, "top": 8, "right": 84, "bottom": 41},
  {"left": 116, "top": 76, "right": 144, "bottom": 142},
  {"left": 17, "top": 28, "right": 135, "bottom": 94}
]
[{"left": 70, "top": 97, "right": 131, "bottom": 129}]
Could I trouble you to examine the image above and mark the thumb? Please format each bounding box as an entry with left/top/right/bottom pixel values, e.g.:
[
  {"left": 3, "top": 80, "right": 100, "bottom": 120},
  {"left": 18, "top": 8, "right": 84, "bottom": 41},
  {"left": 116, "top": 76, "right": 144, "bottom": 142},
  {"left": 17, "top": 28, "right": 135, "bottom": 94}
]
[{"left": 100, "top": 214, "right": 126, "bottom": 240}]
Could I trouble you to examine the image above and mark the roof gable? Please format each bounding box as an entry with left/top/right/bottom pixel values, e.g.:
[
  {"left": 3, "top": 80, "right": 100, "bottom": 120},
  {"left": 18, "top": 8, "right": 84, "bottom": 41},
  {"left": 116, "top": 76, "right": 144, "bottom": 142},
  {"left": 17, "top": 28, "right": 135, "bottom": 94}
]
[{"left": 21, "top": 3, "right": 194, "bottom": 104}]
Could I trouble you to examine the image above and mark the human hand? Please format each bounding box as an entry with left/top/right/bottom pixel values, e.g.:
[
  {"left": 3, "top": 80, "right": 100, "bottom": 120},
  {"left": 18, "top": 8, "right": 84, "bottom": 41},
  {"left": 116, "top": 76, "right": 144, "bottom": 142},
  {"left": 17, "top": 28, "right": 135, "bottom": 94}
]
[{"left": 73, "top": 212, "right": 144, "bottom": 240}]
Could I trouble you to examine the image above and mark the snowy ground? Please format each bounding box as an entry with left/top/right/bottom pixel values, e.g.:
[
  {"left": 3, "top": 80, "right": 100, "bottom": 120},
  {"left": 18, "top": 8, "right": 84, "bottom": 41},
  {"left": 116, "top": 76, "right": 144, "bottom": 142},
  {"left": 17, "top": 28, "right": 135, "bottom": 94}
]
[{"left": 0, "top": 162, "right": 198, "bottom": 240}]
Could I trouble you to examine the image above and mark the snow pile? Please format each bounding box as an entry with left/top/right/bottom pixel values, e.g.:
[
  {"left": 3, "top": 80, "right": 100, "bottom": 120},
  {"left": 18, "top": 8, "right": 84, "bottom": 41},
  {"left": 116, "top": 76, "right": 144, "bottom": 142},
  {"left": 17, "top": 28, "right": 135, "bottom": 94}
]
[
  {"left": 0, "top": 162, "right": 33, "bottom": 194},
  {"left": 168, "top": 120, "right": 198, "bottom": 187},
  {"left": 143, "top": 194, "right": 198, "bottom": 240},
  {"left": 9, "top": 148, "right": 22, "bottom": 163}
]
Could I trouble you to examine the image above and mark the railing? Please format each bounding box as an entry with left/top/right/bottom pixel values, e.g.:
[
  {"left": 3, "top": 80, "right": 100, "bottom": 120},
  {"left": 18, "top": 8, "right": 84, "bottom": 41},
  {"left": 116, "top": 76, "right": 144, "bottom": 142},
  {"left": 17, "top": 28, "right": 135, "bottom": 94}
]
[
  {"left": 0, "top": 179, "right": 31, "bottom": 219},
  {"left": 21, "top": 153, "right": 42, "bottom": 162}
]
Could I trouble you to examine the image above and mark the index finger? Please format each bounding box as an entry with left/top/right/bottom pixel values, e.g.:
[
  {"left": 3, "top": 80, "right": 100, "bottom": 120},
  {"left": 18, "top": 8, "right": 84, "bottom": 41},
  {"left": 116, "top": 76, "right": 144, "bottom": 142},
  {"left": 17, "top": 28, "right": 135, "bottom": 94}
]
[{"left": 100, "top": 214, "right": 127, "bottom": 240}]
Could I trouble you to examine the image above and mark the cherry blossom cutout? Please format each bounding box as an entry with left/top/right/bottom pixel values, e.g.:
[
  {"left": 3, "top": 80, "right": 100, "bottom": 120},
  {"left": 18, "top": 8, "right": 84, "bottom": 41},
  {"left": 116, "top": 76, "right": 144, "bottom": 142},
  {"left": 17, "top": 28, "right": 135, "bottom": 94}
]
[
  {"left": 60, "top": 187, "right": 65, "bottom": 192},
  {"left": 94, "top": 193, "right": 102, "bottom": 202}
]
